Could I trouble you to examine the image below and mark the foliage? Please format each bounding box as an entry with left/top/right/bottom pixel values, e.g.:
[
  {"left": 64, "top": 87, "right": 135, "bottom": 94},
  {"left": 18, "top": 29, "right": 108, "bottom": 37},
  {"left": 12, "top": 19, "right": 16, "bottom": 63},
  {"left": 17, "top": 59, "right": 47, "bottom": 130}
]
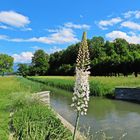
[
  {"left": 28, "top": 76, "right": 140, "bottom": 97},
  {"left": 0, "top": 76, "right": 53, "bottom": 139},
  {"left": 17, "top": 63, "right": 29, "bottom": 77},
  {"left": 0, "top": 53, "right": 14, "bottom": 76},
  {"left": 30, "top": 49, "right": 49, "bottom": 76},
  {"left": 47, "top": 37, "right": 140, "bottom": 77},
  {"left": 11, "top": 36, "right": 140, "bottom": 77},
  {"left": 12, "top": 95, "right": 72, "bottom": 140}
]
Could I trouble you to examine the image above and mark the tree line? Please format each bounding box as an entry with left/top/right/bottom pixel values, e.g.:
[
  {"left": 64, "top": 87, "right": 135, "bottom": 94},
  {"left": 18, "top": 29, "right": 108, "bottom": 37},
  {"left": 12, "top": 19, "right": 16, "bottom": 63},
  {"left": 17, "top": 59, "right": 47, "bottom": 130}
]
[
  {"left": 18, "top": 36, "right": 140, "bottom": 77},
  {"left": 1, "top": 36, "right": 140, "bottom": 77}
]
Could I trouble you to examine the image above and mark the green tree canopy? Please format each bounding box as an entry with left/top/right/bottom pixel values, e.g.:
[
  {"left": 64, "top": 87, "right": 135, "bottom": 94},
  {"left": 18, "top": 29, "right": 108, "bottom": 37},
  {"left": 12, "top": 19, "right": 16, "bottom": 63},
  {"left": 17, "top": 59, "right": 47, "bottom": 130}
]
[
  {"left": 17, "top": 64, "right": 29, "bottom": 77},
  {"left": 31, "top": 50, "right": 49, "bottom": 75},
  {"left": 0, "top": 54, "right": 14, "bottom": 76}
]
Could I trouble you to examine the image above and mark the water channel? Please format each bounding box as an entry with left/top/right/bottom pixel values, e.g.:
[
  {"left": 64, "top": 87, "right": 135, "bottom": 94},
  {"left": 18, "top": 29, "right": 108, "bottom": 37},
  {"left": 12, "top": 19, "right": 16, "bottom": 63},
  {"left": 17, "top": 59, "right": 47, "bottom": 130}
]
[{"left": 46, "top": 86, "right": 140, "bottom": 140}]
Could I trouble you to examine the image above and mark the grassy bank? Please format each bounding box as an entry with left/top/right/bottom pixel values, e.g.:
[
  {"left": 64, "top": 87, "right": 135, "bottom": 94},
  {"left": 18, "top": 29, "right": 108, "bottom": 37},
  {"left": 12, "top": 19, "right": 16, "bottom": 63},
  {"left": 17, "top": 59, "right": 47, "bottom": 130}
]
[
  {"left": 0, "top": 77, "right": 72, "bottom": 140},
  {"left": 11, "top": 94, "right": 72, "bottom": 140},
  {"left": 28, "top": 76, "right": 140, "bottom": 97}
]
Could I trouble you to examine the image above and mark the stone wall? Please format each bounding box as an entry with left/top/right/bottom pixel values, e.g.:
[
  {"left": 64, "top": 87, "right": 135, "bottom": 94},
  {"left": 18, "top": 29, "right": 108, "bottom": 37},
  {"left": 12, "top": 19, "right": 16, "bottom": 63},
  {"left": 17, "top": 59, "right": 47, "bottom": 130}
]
[{"left": 115, "top": 87, "right": 140, "bottom": 102}]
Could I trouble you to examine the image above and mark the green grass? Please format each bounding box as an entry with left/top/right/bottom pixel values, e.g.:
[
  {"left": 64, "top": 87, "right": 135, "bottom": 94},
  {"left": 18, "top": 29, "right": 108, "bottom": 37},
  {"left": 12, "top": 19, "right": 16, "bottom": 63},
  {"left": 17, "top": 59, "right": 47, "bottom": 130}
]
[
  {"left": 28, "top": 76, "right": 140, "bottom": 96},
  {"left": 0, "top": 76, "right": 72, "bottom": 140},
  {"left": 12, "top": 94, "right": 72, "bottom": 140}
]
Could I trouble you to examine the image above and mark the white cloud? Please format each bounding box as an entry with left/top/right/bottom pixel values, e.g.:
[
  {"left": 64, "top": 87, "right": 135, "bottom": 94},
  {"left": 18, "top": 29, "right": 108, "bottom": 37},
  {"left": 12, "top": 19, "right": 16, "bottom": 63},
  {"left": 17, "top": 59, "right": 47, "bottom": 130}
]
[
  {"left": 21, "top": 27, "right": 32, "bottom": 31},
  {"left": 0, "top": 27, "right": 79, "bottom": 44},
  {"left": 46, "top": 29, "right": 59, "bottom": 32},
  {"left": 98, "top": 17, "right": 122, "bottom": 30},
  {"left": 12, "top": 52, "right": 33, "bottom": 63},
  {"left": 106, "top": 30, "right": 140, "bottom": 44},
  {"left": 31, "top": 46, "right": 41, "bottom": 50},
  {"left": 48, "top": 46, "right": 62, "bottom": 54},
  {"left": 121, "top": 21, "right": 140, "bottom": 31},
  {"left": 0, "top": 34, "right": 8, "bottom": 40},
  {"left": 0, "top": 25, "right": 12, "bottom": 29},
  {"left": 123, "top": 10, "right": 140, "bottom": 19},
  {"left": 0, "top": 11, "right": 30, "bottom": 28},
  {"left": 64, "top": 22, "right": 90, "bottom": 30},
  {"left": 124, "top": 11, "right": 135, "bottom": 18},
  {"left": 28, "top": 28, "right": 79, "bottom": 44}
]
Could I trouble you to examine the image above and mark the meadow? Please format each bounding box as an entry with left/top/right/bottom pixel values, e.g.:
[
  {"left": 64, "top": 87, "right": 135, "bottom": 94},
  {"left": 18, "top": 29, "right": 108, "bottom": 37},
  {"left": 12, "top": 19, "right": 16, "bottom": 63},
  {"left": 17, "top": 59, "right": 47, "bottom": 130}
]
[
  {"left": 0, "top": 77, "right": 72, "bottom": 140},
  {"left": 28, "top": 76, "right": 140, "bottom": 96}
]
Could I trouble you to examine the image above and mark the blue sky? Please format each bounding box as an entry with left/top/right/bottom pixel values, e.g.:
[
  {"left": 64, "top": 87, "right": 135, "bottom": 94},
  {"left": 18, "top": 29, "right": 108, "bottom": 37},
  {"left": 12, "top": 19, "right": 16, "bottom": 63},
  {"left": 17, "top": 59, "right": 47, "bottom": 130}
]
[{"left": 0, "top": 0, "right": 140, "bottom": 63}]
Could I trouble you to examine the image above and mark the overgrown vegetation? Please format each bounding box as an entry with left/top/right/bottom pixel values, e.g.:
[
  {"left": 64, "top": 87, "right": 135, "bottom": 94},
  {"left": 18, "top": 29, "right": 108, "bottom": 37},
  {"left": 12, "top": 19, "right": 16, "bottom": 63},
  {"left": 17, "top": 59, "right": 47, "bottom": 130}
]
[
  {"left": 28, "top": 76, "right": 140, "bottom": 96},
  {"left": 0, "top": 77, "right": 72, "bottom": 140},
  {"left": 11, "top": 94, "right": 72, "bottom": 140}
]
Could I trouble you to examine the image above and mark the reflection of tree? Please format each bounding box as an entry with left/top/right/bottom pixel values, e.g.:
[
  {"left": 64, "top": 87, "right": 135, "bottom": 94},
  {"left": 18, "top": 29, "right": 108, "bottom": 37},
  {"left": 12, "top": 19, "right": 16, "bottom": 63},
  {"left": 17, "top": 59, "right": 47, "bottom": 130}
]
[
  {"left": 87, "top": 98, "right": 140, "bottom": 119},
  {"left": 87, "top": 98, "right": 116, "bottom": 119}
]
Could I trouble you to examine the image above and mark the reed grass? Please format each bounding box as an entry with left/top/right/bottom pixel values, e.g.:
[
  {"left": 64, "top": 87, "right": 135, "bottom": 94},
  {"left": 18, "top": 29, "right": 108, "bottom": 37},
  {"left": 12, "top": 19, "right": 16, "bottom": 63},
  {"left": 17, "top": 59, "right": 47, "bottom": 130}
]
[{"left": 28, "top": 76, "right": 140, "bottom": 96}]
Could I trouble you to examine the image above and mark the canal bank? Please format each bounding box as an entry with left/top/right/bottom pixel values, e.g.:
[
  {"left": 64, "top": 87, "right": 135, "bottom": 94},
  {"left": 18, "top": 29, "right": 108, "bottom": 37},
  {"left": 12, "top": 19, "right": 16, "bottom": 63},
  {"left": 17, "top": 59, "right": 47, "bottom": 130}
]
[
  {"left": 35, "top": 90, "right": 85, "bottom": 140},
  {"left": 115, "top": 87, "right": 140, "bottom": 102}
]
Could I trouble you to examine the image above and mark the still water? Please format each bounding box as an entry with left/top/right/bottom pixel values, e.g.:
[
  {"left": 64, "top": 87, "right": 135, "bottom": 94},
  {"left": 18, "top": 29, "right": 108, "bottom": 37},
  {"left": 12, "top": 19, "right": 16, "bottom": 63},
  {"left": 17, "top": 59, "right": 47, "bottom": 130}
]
[{"left": 47, "top": 86, "right": 140, "bottom": 140}]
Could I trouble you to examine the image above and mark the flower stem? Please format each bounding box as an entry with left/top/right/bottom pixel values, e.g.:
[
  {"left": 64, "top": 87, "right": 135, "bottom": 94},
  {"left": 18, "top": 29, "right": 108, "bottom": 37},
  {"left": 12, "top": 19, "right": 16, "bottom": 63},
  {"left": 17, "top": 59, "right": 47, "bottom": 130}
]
[{"left": 73, "top": 111, "right": 80, "bottom": 140}]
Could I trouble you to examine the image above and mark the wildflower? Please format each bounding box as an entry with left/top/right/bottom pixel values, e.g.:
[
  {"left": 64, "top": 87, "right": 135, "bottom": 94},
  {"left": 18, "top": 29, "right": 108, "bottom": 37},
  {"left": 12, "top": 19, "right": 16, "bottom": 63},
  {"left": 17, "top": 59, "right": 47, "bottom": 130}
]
[{"left": 72, "top": 31, "right": 90, "bottom": 140}]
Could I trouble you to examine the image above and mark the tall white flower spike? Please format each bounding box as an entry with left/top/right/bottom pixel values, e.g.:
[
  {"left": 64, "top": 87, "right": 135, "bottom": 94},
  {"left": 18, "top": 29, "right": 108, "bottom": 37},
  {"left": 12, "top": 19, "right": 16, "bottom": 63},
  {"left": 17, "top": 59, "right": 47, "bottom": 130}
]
[
  {"left": 72, "top": 32, "right": 90, "bottom": 140},
  {"left": 71, "top": 31, "right": 90, "bottom": 116}
]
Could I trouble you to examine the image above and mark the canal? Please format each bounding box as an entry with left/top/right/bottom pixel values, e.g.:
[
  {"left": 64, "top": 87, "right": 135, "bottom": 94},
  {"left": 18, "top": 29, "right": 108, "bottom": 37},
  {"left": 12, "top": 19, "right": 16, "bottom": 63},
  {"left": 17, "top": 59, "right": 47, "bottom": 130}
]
[{"left": 46, "top": 86, "right": 140, "bottom": 140}]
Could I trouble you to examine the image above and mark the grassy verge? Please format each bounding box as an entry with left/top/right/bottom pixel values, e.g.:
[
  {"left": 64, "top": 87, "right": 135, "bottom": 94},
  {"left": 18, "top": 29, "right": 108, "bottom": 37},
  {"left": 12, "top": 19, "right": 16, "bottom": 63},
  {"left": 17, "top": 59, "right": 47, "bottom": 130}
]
[
  {"left": 28, "top": 76, "right": 140, "bottom": 97},
  {"left": 0, "top": 77, "right": 72, "bottom": 140},
  {"left": 11, "top": 94, "right": 72, "bottom": 140}
]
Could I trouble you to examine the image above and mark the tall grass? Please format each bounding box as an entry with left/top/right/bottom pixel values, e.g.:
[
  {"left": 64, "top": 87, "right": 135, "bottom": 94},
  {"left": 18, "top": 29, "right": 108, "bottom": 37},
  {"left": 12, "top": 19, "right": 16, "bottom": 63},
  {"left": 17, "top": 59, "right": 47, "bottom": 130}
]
[
  {"left": 0, "top": 76, "right": 64, "bottom": 139},
  {"left": 28, "top": 76, "right": 140, "bottom": 96},
  {"left": 11, "top": 94, "right": 72, "bottom": 140}
]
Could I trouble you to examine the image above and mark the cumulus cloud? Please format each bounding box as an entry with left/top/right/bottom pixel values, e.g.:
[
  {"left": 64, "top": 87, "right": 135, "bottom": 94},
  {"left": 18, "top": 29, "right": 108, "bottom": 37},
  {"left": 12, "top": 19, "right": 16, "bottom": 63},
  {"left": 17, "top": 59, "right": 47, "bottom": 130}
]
[
  {"left": 28, "top": 28, "right": 79, "bottom": 44},
  {"left": 12, "top": 52, "right": 33, "bottom": 63},
  {"left": 0, "top": 11, "right": 30, "bottom": 28},
  {"left": 106, "top": 30, "right": 140, "bottom": 44},
  {"left": 121, "top": 21, "right": 140, "bottom": 31},
  {"left": 64, "top": 22, "right": 90, "bottom": 30},
  {"left": 0, "top": 27, "right": 79, "bottom": 44},
  {"left": 98, "top": 17, "right": 122, "bottom": 29}
]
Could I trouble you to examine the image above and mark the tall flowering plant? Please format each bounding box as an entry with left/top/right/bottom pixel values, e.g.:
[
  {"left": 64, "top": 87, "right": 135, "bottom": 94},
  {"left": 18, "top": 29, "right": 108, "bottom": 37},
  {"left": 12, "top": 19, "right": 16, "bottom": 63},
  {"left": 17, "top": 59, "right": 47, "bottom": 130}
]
[{"left": 71, "top": 32, "right": 90, "bottom": 140}]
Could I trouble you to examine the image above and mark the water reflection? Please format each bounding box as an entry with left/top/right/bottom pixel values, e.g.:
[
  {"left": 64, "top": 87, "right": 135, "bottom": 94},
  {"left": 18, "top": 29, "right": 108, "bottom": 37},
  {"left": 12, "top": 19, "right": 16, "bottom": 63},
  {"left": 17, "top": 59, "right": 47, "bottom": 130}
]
[{"left": 48, "top": 86, "right": 140, "bottom": 140}]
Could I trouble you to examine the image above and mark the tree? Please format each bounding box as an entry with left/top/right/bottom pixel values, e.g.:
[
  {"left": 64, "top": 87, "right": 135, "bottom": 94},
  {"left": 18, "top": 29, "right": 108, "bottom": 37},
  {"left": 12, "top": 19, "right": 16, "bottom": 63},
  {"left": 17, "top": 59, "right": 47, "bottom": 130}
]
[
  {"left": 31, "top": 50, "right": 49, "bottom": 75},
  {"left": 0, "top": 54, "right": 14, "bottom": 76},
  {"left": 47, "top": 35, "right": 140, "bottom": 77},
  {"left": 17, "top": 64, "right": 29, "bottom": 77},
  {"left": 48, "top": 51, "right": 64, "bottom": 75},
  {"left": 89, "top": 36, "right": 105, "bottom": 59}
]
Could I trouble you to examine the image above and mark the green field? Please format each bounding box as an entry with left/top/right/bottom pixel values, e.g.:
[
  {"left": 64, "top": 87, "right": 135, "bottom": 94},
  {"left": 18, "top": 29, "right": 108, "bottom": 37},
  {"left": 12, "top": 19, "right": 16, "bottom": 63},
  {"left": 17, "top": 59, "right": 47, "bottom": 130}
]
[
  {"left": 28, "top": 76, "right": 140, "bottom": 96},
  {"left": 0, "top": 77, "right": 72, "bottom": 140}
]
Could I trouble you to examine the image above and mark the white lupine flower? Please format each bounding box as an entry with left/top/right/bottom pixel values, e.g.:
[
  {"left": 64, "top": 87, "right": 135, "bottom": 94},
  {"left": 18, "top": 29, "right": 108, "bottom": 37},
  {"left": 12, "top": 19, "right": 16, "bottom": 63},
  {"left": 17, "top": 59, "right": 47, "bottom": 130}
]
[{"left": 71, "top": 32, "right": 90, "bottom": 116}]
